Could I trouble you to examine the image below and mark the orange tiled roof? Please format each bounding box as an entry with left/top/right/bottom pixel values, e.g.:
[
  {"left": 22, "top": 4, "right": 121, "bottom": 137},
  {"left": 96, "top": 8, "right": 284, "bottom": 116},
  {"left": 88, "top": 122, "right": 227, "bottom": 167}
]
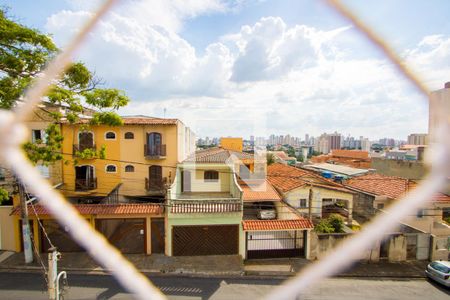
[
  {"left": 267, "top": 163, "right": 353, "bottom": 194},
  {"left": 122, "top": 116, "right": 178, "bottom": 125},
  {"left": 61, "top": 116, "right": 178, "bottom": 125},
  {"left": 239, "top": 180, "right": 281, "bottom": 202},
  {"left": 11, "top": 203, "right": 163, "bottom": 216},
  {"left": 184, "top": 147, "right": 254, "bottom": 163},
  {"left": 242, "top": 219, "right": 314, "bottom": 231},
  {"left": 345, "top": 173, "right": 450, "bottom": 202}
]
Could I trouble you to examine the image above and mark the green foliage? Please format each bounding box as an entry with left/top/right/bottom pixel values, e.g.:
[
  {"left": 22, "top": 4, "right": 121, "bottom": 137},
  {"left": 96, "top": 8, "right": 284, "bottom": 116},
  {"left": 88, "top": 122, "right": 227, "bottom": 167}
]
[
  {"left": 266, "top": 153, "right": 275, "bottom": 165},
  {"left": 0, "top": 9, "right": 130, "bottom": 165},
  {"left": 0, "top": 187, "right": 9, "bottom": 205},
  {"left": 0, "top": 9, "right": 57, "bottom": 109},
  {"left": 73, "top": 145, "right": 107, "bottom": 164},
  {"left": 90, "top": 111, "right": 124, "bottom": 126},
  {"left": 315, "top": 214, "right": 345, "bottom": 233},
  {"left": 328, "top": 214, "right": 345, "bottom": 233},
  {"left": 23, "top": 124, "right": 63, "bottom": 164},
  {"left": 84, "top": 89, "right": 129, "bottom": 109},
  {"left": 315, "top": 219, "right": 335, "bottom": 233},
  {"left": 444, "top": 216, "right": 450, "bottom": 225}
]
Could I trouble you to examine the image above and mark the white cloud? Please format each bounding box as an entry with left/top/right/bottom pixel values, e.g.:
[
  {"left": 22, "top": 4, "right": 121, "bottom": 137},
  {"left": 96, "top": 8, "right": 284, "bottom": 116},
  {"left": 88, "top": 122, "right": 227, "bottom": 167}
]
[
  {"left": 46, "top": 5, "right": 447, "bottom": 139},
  {"left": 404, "top": 34, "right": 450, "bottom": 90}
]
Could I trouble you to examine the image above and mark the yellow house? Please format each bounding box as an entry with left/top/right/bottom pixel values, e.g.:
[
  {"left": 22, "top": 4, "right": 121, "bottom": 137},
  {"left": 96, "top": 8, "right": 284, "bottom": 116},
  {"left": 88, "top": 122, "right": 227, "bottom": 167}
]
[
  {"left": 220, "top": 137, "right": 243, "bottom": 152},
  {"left": 60, "top": 116, "right": 195, "bottom": 201},
  {"left": 10, "top": 115, "right": 195, "bottom": 255}
]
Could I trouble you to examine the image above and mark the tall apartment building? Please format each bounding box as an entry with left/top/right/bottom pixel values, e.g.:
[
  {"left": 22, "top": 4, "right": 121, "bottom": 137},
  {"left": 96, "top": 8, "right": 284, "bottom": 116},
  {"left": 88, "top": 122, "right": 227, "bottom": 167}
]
[
  {"left": 429, "top": 82, "right": 450, "bottom": 144},
  {"left": 407, "top": 133, "right": 428, "bottom": 145},
  {"left": 328, "top": 132, "right": 341, "bottom": 151}
]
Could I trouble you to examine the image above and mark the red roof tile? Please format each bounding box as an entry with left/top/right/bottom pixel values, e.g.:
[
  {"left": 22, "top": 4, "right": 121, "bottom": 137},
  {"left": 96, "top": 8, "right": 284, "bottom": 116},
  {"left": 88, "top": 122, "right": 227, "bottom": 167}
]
[
  {"left": 12, "top": 204, "right": 163, "bottom": 216},
  {"left": 345, "top": 173, "right": 450, "bottom": 202},
  {"left": 242, "top": 219, "right": 314, "bottom": 231},
  {"left": 170, "top": 201, "right": 241, "bottom": 213},
  {"left": 239, "top": 180, "right": 281, "bottom": 202},
  {"left": 61, "top": 116, "right": 178, "bottom": 125},
  {"left": 267, "top": 163, "right": 353, "bottom": 194}
]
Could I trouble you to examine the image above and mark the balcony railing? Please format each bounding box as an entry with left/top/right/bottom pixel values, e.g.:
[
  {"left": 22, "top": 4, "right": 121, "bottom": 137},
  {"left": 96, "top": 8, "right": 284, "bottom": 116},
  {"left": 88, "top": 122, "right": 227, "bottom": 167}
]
[
  {"left": 145, "top": 177, "right": 167, "bottom": 192},
  {"left": 73, "top": 144, "right": 97, "bottom": 153},
  {"left": 75, "top": 178, "right": 97, "bottom": 191},
  {"left": 144, "top": 144, "right": 166, "bottom": 159}
]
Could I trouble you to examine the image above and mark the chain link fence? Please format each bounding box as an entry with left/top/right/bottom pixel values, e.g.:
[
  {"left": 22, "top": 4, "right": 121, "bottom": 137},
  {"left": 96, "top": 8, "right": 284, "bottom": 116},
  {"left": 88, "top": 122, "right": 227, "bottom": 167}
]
[{"left": 0, "top": 0, "right": 448, "bottom": 299}]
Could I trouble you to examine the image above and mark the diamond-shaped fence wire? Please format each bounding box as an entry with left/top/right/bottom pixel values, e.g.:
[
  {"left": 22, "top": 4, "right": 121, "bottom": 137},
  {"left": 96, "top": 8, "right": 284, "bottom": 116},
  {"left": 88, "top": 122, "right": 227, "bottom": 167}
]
[{"left": 0, "top": 1, "right": 448, "bottom": 299}]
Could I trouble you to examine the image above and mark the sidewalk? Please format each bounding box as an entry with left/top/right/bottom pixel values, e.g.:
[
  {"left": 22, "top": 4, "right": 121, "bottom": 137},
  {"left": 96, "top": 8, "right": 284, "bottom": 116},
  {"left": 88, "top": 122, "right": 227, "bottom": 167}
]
[
  {"left": 244, "top": 258, "right": 428, "bottom": 278},
  {"left": 0, "top": 251, "right": 428, "bottom": 278}
]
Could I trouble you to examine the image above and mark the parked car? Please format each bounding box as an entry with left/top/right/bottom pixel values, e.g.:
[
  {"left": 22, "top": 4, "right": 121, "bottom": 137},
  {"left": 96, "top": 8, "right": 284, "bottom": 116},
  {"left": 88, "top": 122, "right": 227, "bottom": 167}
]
[
  {"left": 425, "top": 260, "right": 450, "bottom": 287},
  {"left": 256, "top": 202, "right": 276, "bottom": 220}
]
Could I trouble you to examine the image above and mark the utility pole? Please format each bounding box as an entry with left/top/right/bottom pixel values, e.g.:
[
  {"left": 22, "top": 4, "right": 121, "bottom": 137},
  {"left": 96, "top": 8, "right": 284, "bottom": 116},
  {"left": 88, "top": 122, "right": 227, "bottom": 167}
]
[
  {"left": 18, "top": 183, "right": 33, "bottom": 263},
  {"left": 48, "top": 247, "right": 66, "bottom": 300},
  {"left": 308, "top": 185, "right": 313, "bottom": 221}
]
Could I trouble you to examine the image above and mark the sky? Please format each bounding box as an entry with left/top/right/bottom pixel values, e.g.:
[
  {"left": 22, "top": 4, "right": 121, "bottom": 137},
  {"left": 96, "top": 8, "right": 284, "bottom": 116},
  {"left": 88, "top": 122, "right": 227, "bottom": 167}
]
[{"left": 2, "top": 0, "right": 450, "bottom": 140}]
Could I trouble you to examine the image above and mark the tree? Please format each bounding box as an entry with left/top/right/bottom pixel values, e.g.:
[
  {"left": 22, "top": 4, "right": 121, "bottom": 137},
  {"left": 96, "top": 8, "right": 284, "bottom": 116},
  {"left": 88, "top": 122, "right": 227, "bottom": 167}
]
[
  {"left": 266, "top": 153, "right": 275, "bottom": 165},
  {"left": 315, "top": 214, "right": 345, "bottom": 233},
  {"left": 327, "top": 214, "right": 345, "bottom": 233},
  {"left": 0, "top": 187, "right": 9, "bottom": 205},
  {"left": 315, "top": 219, "right": 335, "bottom": 233},
  {"left": 0, "top": 9, "right": 130, "bottom": 164}
]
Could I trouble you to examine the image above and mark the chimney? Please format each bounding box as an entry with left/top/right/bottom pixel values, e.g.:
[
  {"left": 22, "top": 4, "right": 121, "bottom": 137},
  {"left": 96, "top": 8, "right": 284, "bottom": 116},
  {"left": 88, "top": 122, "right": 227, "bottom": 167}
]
[{"left": 445, "top": 82, "right": 450, "bottom": 89}]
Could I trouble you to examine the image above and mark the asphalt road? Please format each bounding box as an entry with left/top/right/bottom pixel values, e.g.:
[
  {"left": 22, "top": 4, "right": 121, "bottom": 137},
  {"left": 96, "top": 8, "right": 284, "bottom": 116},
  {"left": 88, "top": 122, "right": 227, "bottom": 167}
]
[{"left": 0, "top": 271, "right": 449, "bottom": 300}]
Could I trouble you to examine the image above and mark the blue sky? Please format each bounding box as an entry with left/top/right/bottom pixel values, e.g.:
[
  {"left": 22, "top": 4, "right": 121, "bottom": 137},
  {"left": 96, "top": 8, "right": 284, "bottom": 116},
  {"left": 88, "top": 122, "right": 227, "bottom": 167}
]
[{"left": 2, "top": 0, "right": 450, "bottom": 140}]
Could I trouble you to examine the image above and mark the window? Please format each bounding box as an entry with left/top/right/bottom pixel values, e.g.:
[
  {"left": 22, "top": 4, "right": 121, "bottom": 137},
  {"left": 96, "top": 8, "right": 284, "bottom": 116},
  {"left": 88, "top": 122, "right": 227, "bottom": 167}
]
[
  {"left": 36, "top": 165, "right": 50, "bottom": 178},
  {"left": 106, "top": 165, "right": 117, "bottom": 173},
  {"left": 124, "top": 132, "right": 134, "bottom": 139},
  {"left": 105, "top": 132, "right": 116, "bottom": 140},
  {"left": 299, "top": 199, "right": 307, "bottom": 208},
  {"left": 125, "top": 165, "right": 135, "bottom": 172},
  {"left": 0, "top": 168, "right": 5, "bottom": 181},
  {"left": 204, "top": 170, "right": 219, "bottom": 181},
  {"left": 31, "top": 129, "right": 43, "bottom": 143},
  {"left": 416, "top": 209, "right": 424, "bottom": 218},
  {"left": 377, "top": 203, "right": 385, "bottom": 209}
]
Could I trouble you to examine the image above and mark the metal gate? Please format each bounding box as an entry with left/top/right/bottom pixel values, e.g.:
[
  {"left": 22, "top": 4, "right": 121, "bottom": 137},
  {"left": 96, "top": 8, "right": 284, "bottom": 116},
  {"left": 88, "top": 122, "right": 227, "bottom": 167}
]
[
  {"left": 95, "top": 218, "right": 146, "bottom": 254},
  {"left": 246, "top": 230, "right": 305, "bottom": 259},
  {"left": 172, "top": 225, "right": 239, "bottom": 256}
]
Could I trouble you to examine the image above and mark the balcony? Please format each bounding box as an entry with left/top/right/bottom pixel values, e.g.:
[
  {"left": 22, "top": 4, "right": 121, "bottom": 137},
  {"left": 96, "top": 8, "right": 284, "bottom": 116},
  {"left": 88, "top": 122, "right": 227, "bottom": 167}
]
[
  {"left": 145, "top": 177, "right": 167, "bottom": 193},
  {"left": 75, "top": 178, "right": 97, "bottom": 191},
  {"left": 73, "top": 144, "right": 97, "bottom": 154},
  {"left": 144, "top": 144, "right": 166, "bottom": 159}
]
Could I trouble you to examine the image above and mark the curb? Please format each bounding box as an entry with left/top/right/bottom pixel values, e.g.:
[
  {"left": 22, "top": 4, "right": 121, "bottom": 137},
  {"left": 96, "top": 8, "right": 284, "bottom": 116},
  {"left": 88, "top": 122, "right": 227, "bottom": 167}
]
[{"left": 0, "top": 265, "right": 426, "bottom": 280}]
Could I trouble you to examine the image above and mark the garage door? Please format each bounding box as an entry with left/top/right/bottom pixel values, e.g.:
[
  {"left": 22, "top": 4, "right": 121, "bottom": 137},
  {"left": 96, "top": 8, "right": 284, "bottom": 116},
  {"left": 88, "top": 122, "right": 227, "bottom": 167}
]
[
  {"left": 95, "top": 219, "right": 145, "bottom": 254},
  {"left": 172, "top": 225, "right": 239, "bottom": 256}
]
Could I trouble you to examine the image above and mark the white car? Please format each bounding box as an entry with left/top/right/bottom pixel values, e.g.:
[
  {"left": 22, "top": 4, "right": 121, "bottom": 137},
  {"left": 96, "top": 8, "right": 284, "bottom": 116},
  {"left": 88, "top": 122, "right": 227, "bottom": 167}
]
[{"left": 425, "top": 260, "right": 450, "bottom": 287}]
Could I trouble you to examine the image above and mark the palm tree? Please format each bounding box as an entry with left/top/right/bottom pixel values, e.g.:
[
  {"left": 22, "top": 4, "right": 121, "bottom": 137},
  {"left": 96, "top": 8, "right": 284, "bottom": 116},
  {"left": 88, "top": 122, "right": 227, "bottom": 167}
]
[{"left": 266, "top": 153, "right": 275, "bottom": 165}]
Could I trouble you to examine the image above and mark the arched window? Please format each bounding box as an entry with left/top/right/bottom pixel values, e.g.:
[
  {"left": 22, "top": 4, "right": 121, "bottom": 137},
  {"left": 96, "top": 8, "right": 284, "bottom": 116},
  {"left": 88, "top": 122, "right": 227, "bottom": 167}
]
[
  {"left": 105, "top": 131, "right": 116, "bottom": 140},
  {"left": 124, "top": 132, "right": 134, "bottom": 139},
  {"left": 125, "top": 165, "right": 135, "bottom": 172},
  {"left": 106, "top": 165, "right": 117, "bottom": 173},
  {"left": 204, "top": 170, "right": 219, "bottom": 182}
]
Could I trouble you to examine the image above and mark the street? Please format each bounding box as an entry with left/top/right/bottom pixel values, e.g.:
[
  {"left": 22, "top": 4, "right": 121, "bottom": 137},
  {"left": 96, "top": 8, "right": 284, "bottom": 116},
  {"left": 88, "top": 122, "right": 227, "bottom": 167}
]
[{"left": 0, "top": 271, "right": 448, "bottom": 300}]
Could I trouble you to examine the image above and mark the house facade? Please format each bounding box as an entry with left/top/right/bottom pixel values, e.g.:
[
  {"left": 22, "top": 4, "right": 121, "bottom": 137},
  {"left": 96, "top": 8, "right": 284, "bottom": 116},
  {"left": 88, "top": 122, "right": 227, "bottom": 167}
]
[
  {"left": 166, "top": 147, "right": 249, "bottom": 256},
  {"left": 60, "top": 116, "right": 195, "bottom": 201},
  {"left": 267, "top": 163, "right": 355, "bottom": 224}
]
